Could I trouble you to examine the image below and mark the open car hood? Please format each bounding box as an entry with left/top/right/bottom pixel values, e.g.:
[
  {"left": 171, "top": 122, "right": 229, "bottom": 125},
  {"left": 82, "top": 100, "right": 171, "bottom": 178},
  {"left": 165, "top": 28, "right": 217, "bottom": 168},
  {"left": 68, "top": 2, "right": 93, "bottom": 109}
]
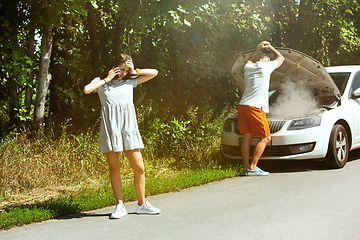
[{"left": 230, "top": 48, "right": 341, "bottom": 97}]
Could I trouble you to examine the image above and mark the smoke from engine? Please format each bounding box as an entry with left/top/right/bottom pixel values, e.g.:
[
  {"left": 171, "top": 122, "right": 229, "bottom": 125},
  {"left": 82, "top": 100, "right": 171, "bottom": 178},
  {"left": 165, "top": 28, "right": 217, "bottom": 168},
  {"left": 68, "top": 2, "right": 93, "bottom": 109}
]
[{"left": 269, "top": 81, "right": 321, "bottom": 119}]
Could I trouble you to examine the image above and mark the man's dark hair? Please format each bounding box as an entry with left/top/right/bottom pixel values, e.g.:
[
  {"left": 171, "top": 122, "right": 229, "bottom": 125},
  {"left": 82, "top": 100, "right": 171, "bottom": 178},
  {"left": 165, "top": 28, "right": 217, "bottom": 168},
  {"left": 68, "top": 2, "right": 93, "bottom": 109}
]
[{"left": 260, "top": 48, "right": 272, "bottom": 54}]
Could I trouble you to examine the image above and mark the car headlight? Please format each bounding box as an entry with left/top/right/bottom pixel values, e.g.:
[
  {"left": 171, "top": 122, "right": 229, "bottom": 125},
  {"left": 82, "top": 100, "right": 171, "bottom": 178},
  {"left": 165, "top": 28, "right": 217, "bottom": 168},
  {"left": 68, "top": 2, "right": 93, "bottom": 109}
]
[{"left": 287, "top": 116, "right": 321, "bottom": 130}]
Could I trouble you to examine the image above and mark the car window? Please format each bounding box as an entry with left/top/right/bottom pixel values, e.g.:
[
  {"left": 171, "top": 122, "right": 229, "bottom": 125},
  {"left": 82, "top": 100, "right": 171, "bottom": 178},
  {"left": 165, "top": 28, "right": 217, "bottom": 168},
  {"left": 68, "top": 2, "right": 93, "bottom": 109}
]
[
  {"left": 328, "top": 72, "right": 350, "bottom": 96},
  {"left": 350, "top": 71, "right": 360, "bottom": 95}
]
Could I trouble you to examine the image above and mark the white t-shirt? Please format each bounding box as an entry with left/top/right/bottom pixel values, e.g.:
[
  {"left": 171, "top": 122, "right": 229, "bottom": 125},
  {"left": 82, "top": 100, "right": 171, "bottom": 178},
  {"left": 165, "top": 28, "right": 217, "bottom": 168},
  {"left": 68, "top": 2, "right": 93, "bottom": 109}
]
[{"left": 239, "top": 60, "right": 278, "bottom": 113}]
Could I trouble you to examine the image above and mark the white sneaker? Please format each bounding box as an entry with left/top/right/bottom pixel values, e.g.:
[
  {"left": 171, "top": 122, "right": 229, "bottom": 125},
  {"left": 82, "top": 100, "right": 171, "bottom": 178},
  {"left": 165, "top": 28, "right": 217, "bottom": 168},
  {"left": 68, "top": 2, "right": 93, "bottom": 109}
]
[
  {"left": 110, "top": 204, "right": 128, "bottom": 219},
  {"left": 136, "top": 201, "right": 161, "bottom": 214}
]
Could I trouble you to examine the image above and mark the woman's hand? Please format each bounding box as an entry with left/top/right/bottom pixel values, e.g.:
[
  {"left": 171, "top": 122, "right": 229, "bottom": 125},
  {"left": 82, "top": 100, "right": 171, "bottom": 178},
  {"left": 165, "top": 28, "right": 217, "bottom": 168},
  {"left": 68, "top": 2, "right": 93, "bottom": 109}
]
[
  {"left": 125, "top": 60, "right": 137, "bottom": 75},
  {"left": 106, "top": 67, "right": 121, "bottom": 81},
  {"left": 84, "top": 67, "right": 121, "bottom": 94}
]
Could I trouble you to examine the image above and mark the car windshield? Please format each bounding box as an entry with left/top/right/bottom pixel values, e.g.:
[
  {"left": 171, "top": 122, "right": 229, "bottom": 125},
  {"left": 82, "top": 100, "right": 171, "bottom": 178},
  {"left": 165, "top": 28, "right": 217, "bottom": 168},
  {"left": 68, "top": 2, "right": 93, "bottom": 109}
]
[{"left": 328, "top": 72, "right": 350, "bottom": 96}]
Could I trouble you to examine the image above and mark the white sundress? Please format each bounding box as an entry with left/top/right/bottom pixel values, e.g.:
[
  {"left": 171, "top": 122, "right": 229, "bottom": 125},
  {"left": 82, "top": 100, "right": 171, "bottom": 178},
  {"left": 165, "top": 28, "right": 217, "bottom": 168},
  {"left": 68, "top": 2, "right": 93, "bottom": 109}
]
[{"left": 91, "top": 77, "right": 144, "bottom": 153}]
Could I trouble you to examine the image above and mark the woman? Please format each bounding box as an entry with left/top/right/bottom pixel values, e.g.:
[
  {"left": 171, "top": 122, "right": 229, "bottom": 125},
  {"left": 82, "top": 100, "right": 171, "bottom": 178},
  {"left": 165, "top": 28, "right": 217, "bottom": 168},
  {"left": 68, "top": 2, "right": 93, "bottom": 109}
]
[{"left": 84, "top": 53, "right": 160, "bottom": 219}]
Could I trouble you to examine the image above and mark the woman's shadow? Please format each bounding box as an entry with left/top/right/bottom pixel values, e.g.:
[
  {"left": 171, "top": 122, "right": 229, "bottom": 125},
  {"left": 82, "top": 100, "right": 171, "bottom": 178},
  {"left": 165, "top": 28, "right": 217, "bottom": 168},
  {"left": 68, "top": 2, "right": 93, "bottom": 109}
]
[{"left": 59, "top": 211, "right": 140, "bottom": 220}]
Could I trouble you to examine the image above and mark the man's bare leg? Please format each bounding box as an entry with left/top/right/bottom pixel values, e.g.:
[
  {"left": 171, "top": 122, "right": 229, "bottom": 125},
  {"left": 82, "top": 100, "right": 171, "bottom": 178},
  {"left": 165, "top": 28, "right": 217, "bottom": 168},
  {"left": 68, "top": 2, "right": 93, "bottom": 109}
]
[
  {"left": 241, "top": 133, "right": 253, "bottom": 171},
  {"left": 249, "top": 136, "right": 271, "bottom": 171}
]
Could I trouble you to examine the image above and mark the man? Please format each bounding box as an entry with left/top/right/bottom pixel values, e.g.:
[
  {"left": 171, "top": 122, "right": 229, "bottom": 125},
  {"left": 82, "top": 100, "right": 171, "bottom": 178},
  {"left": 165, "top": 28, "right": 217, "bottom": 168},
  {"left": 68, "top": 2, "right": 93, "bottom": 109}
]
[{"left": 239, "top": 41, "right": 285, "bottom": 176}]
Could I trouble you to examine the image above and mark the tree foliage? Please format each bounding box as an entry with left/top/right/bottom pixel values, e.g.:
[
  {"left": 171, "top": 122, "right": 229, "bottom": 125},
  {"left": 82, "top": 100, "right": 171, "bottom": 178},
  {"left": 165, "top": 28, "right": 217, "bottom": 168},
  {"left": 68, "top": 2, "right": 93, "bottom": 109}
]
[
  {"left": 270, "top": 0, "right": 360, "bottom": 65},
  {"left": 0, "top": 0, "right": 360, "bottom": 135}
]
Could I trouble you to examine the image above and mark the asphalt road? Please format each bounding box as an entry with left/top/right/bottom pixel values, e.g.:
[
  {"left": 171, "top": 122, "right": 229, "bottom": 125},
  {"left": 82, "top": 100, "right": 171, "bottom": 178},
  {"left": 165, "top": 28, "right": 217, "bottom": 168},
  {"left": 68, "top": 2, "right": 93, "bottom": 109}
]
[{"left": 2, "top": 149, "right": 360, "bottom": 240}]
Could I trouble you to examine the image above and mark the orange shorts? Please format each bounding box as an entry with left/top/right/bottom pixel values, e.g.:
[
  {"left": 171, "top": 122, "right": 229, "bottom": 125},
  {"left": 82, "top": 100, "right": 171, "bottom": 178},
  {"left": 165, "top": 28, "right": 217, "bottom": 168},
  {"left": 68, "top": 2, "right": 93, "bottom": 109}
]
[{"left": 237, "top": 105, "right": 271, "bottom": 137}]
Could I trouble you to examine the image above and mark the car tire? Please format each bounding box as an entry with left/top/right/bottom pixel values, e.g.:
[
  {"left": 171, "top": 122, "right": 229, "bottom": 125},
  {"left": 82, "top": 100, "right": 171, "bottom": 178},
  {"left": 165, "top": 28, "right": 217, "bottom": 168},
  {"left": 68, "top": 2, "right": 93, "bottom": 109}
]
[{"left": 324, "top": 124, "right": 349, "bottom": 169}]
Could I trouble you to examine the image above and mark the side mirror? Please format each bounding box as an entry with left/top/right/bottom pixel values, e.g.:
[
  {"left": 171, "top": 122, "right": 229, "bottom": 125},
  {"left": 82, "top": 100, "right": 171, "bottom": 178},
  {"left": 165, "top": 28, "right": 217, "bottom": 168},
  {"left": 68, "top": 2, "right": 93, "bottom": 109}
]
[{"left": 352, "top": 87, "right": 360, "bottom": 99}]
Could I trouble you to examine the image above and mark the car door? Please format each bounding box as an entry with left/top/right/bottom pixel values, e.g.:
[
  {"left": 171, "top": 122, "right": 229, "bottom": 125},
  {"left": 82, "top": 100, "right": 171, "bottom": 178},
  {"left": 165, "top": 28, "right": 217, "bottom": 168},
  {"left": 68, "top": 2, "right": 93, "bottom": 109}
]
[{"left": 349, "top": 71, "right": 360, "bottom": 145}]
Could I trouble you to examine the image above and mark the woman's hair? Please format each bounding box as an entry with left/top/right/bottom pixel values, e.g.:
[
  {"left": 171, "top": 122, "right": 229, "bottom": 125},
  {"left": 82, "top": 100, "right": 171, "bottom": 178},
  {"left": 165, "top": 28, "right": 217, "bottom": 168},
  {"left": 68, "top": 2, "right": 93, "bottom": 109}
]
[
  {"left": 113, "top": 53, "right": 132, "bottom": 67},
  {"left": 112, "top": 53, "right": 134, "bottom": 80}
]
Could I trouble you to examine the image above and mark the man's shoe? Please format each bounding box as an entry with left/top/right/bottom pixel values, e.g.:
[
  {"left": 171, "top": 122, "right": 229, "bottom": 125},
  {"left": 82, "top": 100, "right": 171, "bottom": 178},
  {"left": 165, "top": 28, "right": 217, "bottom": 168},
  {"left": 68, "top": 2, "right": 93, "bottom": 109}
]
[
  {"left": 110, "top": 204, "right": 128, "bottom": 219},
  {"left": 246, "top": 167, "right": 269, "bottom": 176},
  {"left": 242, "top": 169, "right": 249, "bottom": 176},
  {"left": 136, "top": 201, "right": 161, "bottom": 214}
]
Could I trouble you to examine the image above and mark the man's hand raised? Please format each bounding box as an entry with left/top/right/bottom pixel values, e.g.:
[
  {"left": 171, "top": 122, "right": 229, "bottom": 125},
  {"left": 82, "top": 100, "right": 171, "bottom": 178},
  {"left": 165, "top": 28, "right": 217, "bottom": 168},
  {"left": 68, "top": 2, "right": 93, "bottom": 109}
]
[{"left": 257, "top": 41, "right": 271, "bottom": 50}]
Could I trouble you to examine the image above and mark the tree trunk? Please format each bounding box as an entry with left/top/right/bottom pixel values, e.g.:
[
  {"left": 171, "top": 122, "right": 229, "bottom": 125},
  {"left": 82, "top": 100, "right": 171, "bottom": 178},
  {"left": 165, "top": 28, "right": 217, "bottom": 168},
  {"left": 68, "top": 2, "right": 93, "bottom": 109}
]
[
  {"left": 49, "top": 27, "right": 68, "bottom": 122},
  {"left": 85, "top": 2, "right": 100, "bottom": 76},
  {"left": 25, "top": 27, "right": 35, "bottom": 115},
  {"left": 112, "top": 0, "right": 140, "bottom": 57},
  {"left": 8, "top": 0, "right": 19, "bottom": 127},
  {"left": 9, "top": 78, "right": 19, "bottom": 126},
  {"left": 34, "top": 24, "right": 53, "bottom": 129}
]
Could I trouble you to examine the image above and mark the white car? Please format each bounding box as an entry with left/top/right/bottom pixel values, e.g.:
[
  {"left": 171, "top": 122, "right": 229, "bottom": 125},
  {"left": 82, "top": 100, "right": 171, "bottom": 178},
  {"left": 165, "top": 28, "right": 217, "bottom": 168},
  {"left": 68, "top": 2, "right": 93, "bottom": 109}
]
[{"left": 221, "top": 48, "right": 360, "bottom": 168}]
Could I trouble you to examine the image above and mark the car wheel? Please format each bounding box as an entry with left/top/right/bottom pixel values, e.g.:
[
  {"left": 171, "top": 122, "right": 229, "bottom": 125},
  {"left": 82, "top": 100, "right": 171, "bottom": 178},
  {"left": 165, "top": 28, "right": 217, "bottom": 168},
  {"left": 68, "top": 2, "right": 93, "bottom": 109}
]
[{"left": 325, "top": 124, "right": 349, "bottom": 168}]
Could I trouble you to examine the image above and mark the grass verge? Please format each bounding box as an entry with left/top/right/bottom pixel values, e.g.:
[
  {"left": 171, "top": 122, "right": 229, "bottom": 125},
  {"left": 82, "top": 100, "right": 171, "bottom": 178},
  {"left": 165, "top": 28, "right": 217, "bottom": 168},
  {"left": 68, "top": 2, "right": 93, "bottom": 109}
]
[{"left": 0, "top": 167, "right": 241, "bottom": 230}]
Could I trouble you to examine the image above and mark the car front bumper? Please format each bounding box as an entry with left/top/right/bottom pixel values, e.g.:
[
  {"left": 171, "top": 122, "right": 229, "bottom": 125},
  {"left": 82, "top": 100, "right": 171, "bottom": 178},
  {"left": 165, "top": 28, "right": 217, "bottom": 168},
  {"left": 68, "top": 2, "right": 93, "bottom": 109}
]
[{"left": 221, "top": 123, "right": 332, "bottom": 160}]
